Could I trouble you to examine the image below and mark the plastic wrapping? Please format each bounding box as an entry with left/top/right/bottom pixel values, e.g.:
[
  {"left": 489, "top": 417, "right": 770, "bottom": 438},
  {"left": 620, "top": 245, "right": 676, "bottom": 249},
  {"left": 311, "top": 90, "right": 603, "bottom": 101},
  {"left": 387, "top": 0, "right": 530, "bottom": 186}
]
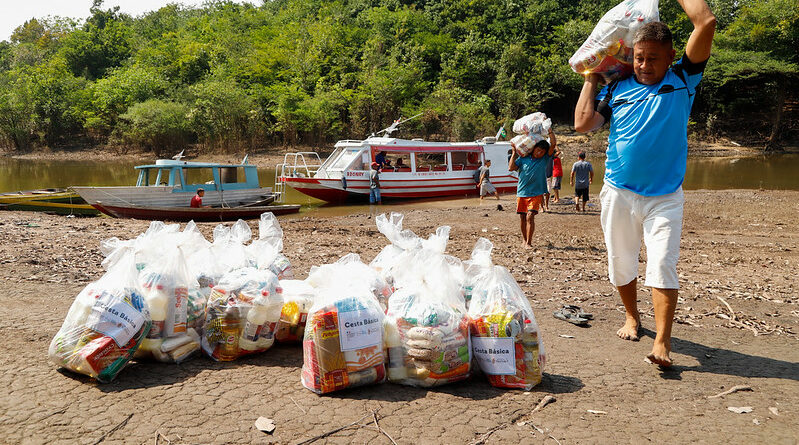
[
  {"left": 201, "top": 267, "right": 283, "bottom": 361},
  {"left": 569, "top": 0, "right": 660, "bottom": 82},
  {"left": 274, "top": 280, "right": 314, "bottom": 343},
  {"left": 49, "top": 251, "right": 151, "bottom": 382},
  {"left": 385, "top": 286, "right": 471, "bottom": 387},
  {"left": 467, "top": 239, "right": 546, "bottom": 390},
  {"left": 134, "top": 247, "right": 200, "bottom": 363},
  {"left": 512, "top": 112, "right": 552, "bottom": 153},
  {"left": 370, "top": 213, "right": 423, "bottom": 288},
  {"left": 301, "top": 283, "right": 386, "bottom": 394},
  {"left": 248, "top": 213, "right": 295, "bottom": 279},
  {"left": 308, "top": 254, "right": 392, "bottom": 311}
]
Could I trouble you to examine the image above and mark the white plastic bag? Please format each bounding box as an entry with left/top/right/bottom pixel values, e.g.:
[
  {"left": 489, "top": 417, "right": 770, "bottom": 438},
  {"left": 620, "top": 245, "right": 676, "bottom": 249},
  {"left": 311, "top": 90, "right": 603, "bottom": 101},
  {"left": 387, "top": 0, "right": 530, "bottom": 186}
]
[
  {"left": 308, "top": 254, "right": 392, "bottom": 311},
  {"left": 512, "top": 112, "right": 551, "bottom": 145},
  {"left": 201, "top": 267, "right": 283, "bottom": 361},
  {"left": 134, "top": 247, "right": 200, "bottom": 363},
  {"left": 569, "top": 0, "right": 660, "bottom": 82},
  {"left": 301, "top": 282, "right": 386, "bottom": 394},
  {"left": 467, "top": 239, "right": 546, "bottom": 390},
  {"left": 49, "top": 250, "right": 150, "bottom": 382}
]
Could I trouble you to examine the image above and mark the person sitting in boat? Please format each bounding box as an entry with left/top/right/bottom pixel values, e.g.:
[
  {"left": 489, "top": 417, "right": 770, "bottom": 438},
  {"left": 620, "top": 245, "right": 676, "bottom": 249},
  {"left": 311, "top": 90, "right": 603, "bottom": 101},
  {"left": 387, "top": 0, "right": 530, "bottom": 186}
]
[
  {"left": 375, "top": 151, "right": 387, "bottom": 167},
  {"left": 191, "top": 188, "right": 208, "bottom": 208},
  {"left": 396, "top": 158, "right": 405, "bottom": 168}
]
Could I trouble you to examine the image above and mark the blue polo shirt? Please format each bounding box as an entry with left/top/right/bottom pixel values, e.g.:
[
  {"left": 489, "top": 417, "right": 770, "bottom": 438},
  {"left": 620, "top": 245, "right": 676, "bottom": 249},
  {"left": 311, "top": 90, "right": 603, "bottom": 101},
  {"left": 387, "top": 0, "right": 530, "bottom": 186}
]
[
  {"left": 515, "top": 154, "right": 552, "bottom": 197},
  {"left": 596, "top": 55, "right": 707, "bottom": 196}
]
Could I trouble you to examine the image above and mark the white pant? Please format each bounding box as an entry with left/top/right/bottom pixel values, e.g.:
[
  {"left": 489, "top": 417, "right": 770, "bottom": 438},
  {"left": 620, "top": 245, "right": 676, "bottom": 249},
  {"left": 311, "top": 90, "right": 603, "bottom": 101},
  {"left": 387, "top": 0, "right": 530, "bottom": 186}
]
[{"left": 599, "top": 184, "right": 684, "bottom": 289}]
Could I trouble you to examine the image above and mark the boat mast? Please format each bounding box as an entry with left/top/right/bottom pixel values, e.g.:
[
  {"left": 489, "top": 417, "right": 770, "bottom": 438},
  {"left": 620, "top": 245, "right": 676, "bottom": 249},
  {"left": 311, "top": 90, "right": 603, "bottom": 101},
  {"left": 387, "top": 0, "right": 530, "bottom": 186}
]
[{"left": 370, "top": 113, "right": 423, "bottom": 138}]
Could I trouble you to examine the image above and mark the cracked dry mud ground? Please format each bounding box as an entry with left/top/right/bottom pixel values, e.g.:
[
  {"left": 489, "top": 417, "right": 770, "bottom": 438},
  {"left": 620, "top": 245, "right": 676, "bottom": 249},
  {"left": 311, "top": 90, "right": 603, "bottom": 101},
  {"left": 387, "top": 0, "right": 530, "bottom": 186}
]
[{"left": 0, "top": 189, "right": 797, "bottom": 444}]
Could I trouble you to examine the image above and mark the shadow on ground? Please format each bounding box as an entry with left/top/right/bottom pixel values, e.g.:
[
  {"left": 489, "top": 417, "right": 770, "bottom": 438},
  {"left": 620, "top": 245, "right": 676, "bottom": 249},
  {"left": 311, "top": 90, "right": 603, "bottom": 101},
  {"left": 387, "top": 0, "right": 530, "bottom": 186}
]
[{"left": 639, "top": 330, "right": 799, "bottom": 381}]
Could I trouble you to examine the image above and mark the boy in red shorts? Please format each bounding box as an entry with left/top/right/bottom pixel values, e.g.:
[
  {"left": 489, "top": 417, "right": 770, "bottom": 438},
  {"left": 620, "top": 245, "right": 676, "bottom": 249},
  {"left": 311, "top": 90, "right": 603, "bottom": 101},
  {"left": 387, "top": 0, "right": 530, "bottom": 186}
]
[{"left": 509, "top": 129, "right": 556, "bottom": 248}]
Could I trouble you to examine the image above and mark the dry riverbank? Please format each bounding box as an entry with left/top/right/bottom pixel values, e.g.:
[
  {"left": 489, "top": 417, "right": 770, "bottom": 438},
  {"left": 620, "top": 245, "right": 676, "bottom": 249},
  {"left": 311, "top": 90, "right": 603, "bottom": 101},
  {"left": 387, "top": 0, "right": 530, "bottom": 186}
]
[{"left": 0, "top": 189, "right": 797, "bottom": 443}]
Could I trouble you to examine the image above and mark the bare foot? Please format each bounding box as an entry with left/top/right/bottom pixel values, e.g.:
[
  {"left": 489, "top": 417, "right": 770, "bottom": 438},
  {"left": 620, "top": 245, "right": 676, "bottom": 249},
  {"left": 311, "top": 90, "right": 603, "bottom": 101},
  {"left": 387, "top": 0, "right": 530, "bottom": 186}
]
[
  {"left": 616, "top": 318, "right": 640, "bottom": 341},
  {"left": 524, "top": 243, "right": 533, "bottom": 249},
  {"left": 645, "top": 343, "right": 673, "bottom": 367}
]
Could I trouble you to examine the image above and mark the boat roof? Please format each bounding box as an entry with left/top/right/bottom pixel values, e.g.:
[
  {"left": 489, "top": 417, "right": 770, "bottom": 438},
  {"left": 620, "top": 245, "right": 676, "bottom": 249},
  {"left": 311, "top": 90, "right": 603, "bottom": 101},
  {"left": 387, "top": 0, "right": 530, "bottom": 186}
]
[
  {"left": 135, "top": 159, "right": 256, "bottom": 169},
  {"left": 335, "top": 136, "right": 504, "bottom": 152}
]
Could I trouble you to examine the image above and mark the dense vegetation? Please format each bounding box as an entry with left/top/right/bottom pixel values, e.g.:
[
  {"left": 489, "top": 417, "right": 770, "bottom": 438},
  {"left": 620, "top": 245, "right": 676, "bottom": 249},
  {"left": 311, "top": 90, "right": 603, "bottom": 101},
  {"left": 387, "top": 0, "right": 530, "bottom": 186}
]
[{"left": 0, "top": 0, "right": 796, "bottom": 153}]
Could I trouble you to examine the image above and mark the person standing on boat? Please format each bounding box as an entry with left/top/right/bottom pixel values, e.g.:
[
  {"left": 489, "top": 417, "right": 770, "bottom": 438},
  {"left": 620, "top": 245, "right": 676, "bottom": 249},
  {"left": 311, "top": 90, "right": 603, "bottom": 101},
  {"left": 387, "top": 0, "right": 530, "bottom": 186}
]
[
  {"left": 479, "top": 160, "right": 499, "bottom": 201},
  {"left": 375, "top": 151, "right": 387, "bottom": 168},
  {"left": 369, "top": 162, "right": 382, "bottom": 205},
  {"left": 573, "top": 0, "right": 716, "bottom": 367},
  {"left": 190, "top": 188, "right": 207, "bottom": 208},
  {"left": 509, "top": 129, "right": 556, "bottom": 248}
]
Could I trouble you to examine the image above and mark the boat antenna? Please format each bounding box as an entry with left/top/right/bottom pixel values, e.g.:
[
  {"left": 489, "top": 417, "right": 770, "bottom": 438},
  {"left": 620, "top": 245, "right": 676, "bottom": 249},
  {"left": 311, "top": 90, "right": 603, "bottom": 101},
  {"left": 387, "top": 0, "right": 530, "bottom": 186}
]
[
  {"left": 372, "top": 113, "right": 423, "bottom": 137},
  {"left": 172, "top": 150, "right": 185, "bottom": 161},
  {"left": 241, "top": 154, "right": 249, "bottom": 165}
]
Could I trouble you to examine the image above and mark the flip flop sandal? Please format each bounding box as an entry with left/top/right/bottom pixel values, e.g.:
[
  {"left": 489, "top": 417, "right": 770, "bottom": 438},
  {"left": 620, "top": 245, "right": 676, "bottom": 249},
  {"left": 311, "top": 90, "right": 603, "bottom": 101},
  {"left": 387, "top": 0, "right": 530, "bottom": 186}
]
[
  {"left": 561, "top": 304, "right": 593, "bottom": 320},
  {"left": 553, "top": 307, "right": 589, "bottom": 326}
]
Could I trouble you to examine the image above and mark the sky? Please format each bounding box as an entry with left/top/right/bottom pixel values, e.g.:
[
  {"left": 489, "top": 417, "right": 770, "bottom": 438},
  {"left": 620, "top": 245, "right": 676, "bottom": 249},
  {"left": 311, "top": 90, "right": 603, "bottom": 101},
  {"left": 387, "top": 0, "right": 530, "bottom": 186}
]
[{"left": 1, "top": 0, "right": 250, "bottom": 42}]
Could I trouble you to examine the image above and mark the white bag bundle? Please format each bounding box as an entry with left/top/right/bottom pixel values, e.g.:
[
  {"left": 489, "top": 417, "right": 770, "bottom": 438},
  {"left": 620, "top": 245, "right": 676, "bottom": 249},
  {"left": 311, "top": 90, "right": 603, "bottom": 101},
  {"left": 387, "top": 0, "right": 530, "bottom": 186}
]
[
  {"left": 248, "top": 212, "right": 294, "bottom": 279},
  {"left": 466, "top": 239, "right": 546, "bottom": 390},
  {"left": 512, "top": 113, "right": 551, "bottom": 155},
  {"left": 384, "top": 249, "right": 471, "bottom": 387},
  {"left": 569, "top": 0, "right": 660, "bottom": 82},
  {"left": 49, "top": 249, "right": 151, "bottom": 382},
  {"left": 201, "top": 267, "right": 283, "bottom": 361},
  {"left": 308, "top": 253, "right": 392, "bottom": 311},
  {"left": 301, "top": 281, "right": 386, "bottom": 394}
]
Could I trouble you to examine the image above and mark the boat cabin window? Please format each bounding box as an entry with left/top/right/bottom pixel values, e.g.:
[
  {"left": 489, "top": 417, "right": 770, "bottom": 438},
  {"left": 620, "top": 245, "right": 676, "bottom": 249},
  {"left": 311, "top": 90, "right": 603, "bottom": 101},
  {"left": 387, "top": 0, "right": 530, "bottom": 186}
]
[
  {"left": 221, "top": 167, "right": 244, "bottom": 183},
  {"left": 328, "top": 148, "right": 362, "bottom": 170},
  {"left": 184, "top": 167, "right": 216, "bottom": 187},
  {"left": 452, "top": 152, "right": 482, "bottom": 170},
  {"left": 139, "top": 168, "right": 174, "bottom": 186},
  {"left": 415, "top": 152, "right": 447, "bottom": 171},
  {"left": 378, "top": 152, "right": 409, "bottom": 171}
]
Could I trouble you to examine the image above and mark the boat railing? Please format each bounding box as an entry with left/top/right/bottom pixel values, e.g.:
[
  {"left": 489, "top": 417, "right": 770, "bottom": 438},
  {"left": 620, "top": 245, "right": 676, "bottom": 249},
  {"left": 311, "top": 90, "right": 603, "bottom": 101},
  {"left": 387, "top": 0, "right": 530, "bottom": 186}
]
[{"left": 274, "top": 152, "right": 323, "bottom": 202}]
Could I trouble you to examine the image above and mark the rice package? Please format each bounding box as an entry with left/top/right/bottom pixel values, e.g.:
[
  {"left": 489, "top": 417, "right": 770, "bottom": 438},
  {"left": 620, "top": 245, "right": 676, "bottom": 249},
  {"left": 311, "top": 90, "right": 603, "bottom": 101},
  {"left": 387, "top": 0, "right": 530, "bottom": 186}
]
[
  {"left": 49, "top": 251, "right": 150, "bottom": 382},
  {"left": 301, "top": 283, "right": 386, "bottom": 394},
  {"left": 201, "top": 267, "right": 283, "bottom": 361},
  {"left": 274, "top": 279, "right": 315, "bottom": 343},
  {"left": 468, "top": 239, "right": 546, "bottom": 390},
  {"left": 134, "top": 248, "right": 200, "bottom": 363},
  {"left": 569, "top": 0, "right": 660, "bottom": 82}
]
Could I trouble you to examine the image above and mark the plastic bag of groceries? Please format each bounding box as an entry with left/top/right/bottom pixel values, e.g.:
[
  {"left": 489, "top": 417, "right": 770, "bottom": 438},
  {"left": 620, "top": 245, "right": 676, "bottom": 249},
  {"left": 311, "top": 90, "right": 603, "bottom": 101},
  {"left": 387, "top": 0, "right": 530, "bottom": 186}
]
[
  {"left": 301, "top": 282, "right": 386, "bottom": 394},
  {"left": 308, "top": 254, "right": 392, "bottom": 311},
  {"left": 384, "top": 251, "right": 471, "bottom": 387},
  {"left": 134, "top": 247, "right": 201, "bottom": 363},
  {"left": 274, "top": 279, "right": 315, "bottom": 343},
  {"left": 569, "top": 0, "right": 660, "bottom": 82},
  {"left": 512, "top": 112, "right": 551, "bottom": 144},
  {"left": 468, "top": 262, "right": 546, "bottom": 390},
  {"left": 249, "top": 213, "right": 294, "bottom": 279},
  {"left": 180, "top": 222, "right": 217, "bottom": 332},
  {"left": 49, "top": 250, "right": 150, "bottom": 382},
  {"left": 201, "top": 267, "right": 283, "bottom": 361}
]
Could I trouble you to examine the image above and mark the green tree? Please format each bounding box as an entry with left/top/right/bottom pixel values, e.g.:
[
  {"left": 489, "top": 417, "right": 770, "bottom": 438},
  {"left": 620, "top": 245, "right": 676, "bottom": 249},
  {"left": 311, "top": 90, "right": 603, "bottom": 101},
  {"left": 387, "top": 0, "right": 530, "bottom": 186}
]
[{"left": 115, "top": 99, "right": 192, "bottom": 153}]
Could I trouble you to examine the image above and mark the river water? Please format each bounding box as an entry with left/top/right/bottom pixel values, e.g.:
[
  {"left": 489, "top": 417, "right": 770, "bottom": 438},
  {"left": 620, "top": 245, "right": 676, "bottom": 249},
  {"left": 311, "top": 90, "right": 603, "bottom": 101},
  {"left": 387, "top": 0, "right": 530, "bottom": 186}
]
[{"left": 2, "top": 154, "right": 797, "bottom": 215}]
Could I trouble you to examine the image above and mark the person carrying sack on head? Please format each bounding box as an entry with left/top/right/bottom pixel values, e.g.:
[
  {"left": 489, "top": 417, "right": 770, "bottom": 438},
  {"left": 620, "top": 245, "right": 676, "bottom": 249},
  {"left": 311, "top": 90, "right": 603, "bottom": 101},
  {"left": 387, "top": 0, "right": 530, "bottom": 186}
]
[{"left": 574, "top": 0, "right": 716, "bottom": 367}]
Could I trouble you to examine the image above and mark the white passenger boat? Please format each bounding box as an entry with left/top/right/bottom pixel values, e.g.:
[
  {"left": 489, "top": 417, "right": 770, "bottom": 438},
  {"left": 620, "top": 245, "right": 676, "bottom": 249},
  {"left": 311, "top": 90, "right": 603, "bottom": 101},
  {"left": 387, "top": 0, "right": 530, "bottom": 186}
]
[
  {"left": 276, "top": 136, "right": 518, "bottom": 203},
  {"left": 74, "top": 156, "right": 276, "bottom": 210}
]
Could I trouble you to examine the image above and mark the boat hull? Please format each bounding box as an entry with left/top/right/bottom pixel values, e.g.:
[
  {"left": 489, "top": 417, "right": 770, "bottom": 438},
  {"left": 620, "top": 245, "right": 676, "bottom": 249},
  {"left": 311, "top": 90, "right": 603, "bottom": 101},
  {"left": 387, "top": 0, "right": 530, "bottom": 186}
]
[
  {"left": 73, "top": 186, "right": 274, "bottom": 208},
  {"left": 283, "top": 173, "right": 518, "bottom": 204},
  {"left": 0, "top": 189, "right": 99, "bottom": 215},
  {"left": 92, "top": 203, "right": 301, "bottom": 222}
]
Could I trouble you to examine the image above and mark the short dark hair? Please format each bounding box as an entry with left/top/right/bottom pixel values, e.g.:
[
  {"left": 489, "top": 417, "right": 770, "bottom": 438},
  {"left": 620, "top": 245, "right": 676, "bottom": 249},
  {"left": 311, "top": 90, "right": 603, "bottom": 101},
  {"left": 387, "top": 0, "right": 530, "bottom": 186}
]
[
  {"left": 578, "top": 151, "right": 586, "bottom": 159},
  {"left": 633, "top": 21, "right": 673, "bottom": 48},
  {"left": 197, "top": 188, "right": 204, "bottom": 193},
  {"left": 534, "top": 140, "right": 550, "bottom": 151}
]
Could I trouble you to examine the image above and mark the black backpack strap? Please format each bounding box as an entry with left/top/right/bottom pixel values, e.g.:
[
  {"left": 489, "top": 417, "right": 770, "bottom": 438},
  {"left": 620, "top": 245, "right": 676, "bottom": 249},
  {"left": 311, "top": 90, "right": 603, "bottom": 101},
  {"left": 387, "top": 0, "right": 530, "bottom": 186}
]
[{"left": 596, "top": 79, "right": 619, "bottom": 122}]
